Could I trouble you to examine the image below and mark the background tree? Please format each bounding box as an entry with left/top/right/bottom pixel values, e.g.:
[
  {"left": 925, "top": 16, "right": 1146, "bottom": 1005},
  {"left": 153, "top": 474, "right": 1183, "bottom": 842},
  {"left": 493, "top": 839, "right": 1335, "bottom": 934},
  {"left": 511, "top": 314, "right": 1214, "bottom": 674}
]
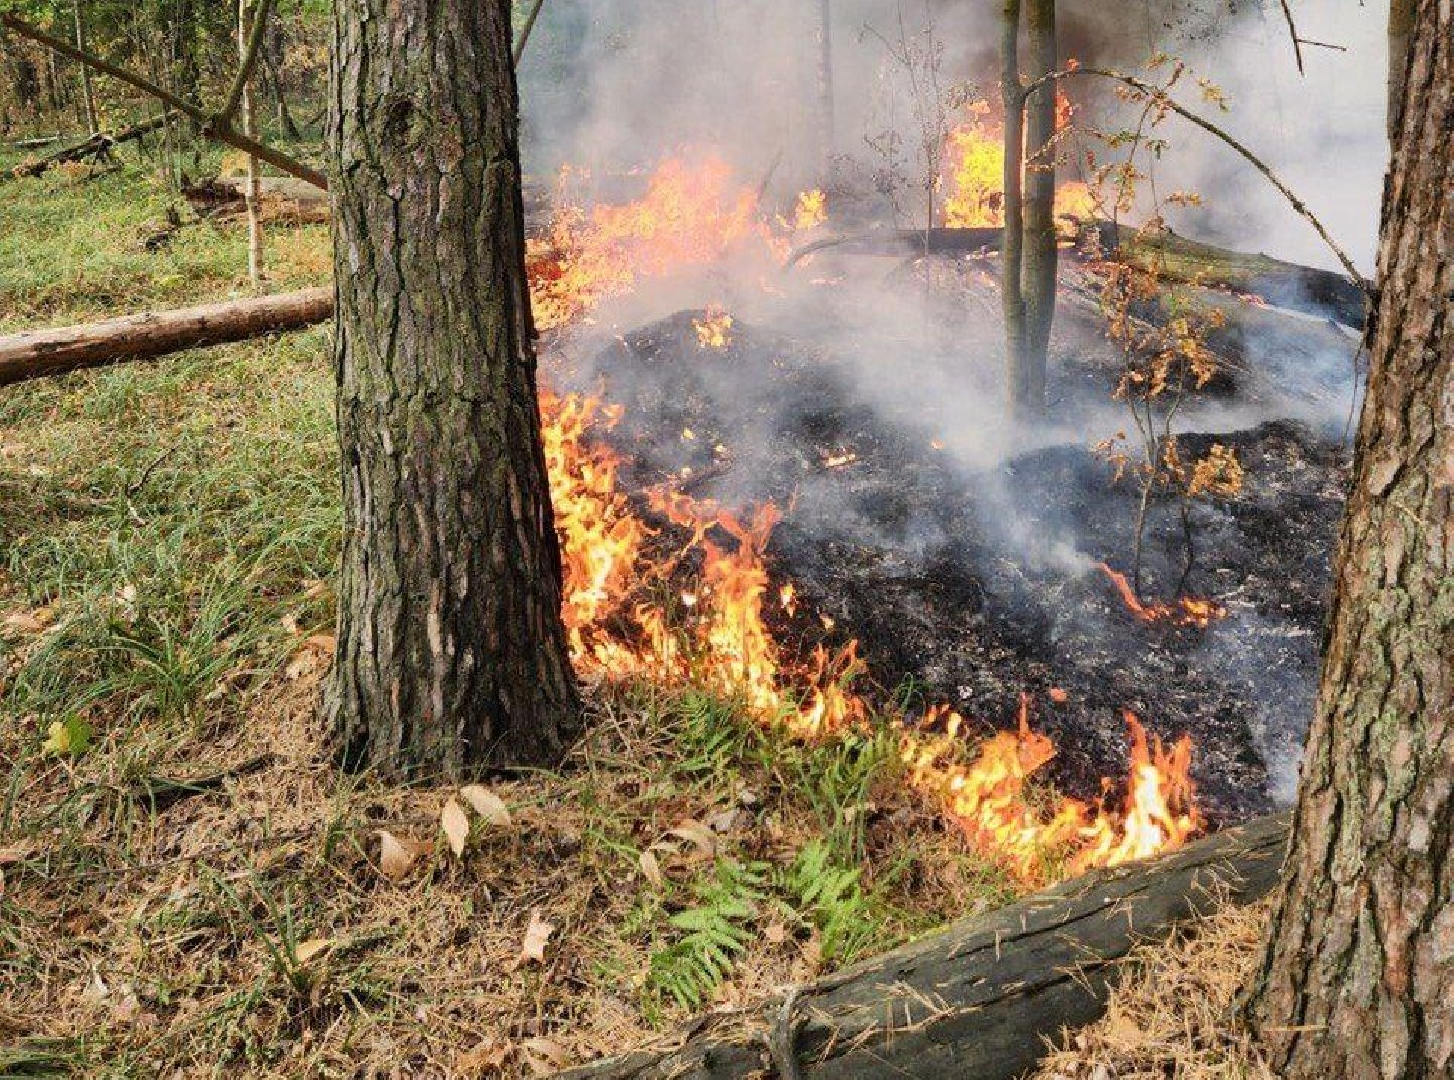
[
  {"left": 324, "top": 0, "right": 582, "bottom": 774},
  {"left": 1000, "top": 0, "right": 1057, "bottom": 420},
  {"left": 1240, "top": 0, "right": 1451, "bottom": 1074}
]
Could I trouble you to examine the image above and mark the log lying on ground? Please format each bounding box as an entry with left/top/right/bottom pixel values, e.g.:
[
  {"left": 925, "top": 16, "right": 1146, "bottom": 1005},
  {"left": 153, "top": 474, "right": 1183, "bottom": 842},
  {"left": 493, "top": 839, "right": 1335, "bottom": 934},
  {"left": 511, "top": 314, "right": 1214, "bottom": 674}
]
[
  {"left": 558, "top": 812, "right": 1290, "bottom": 1080},
  {"left": 787, "top": 227, "right": 1004, "bottom": 265},
  {"left": 184, "top": 176, "right": 332, "bottom": 224},
  {"left": 0, "top": 288, "right": 334, "bottom": 387},
  {"left": 11, "top": 114, "right": 171, "bottom": 179},
  {"left": 1082, "top": 219, "right": 1369, "bottom": 330},
  {"left": 788, "top": 220, "right": 1366, "bottom": 329}
]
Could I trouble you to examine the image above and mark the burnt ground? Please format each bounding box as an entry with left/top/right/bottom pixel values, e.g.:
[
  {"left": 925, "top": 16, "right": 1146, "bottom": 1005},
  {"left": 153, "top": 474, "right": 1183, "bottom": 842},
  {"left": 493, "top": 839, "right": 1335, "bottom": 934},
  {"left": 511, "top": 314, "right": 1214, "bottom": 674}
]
[{"left": 579, "top": 302, "right": 1351, "bottom": 823}]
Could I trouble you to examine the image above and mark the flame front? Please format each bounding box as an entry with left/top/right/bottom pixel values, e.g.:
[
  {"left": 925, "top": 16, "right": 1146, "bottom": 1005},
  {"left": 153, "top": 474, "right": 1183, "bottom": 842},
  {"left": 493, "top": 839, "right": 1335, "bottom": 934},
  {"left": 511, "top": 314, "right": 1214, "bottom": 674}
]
[
  {"left": 528, "top": 152, "right": 1202, "bottom": 884},
  {"left": 942, "top": 96, "right": 1096, "bottom": 229}
]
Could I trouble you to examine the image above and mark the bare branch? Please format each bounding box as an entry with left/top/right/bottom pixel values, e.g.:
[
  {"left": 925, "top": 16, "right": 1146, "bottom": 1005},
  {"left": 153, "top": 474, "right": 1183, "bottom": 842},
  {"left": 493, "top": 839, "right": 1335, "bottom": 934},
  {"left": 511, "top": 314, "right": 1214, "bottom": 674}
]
[
  {"left": 513, "top": 0, "right": 547, "bottom": 65},
  {"left": 216, "top": 0, "right": 276, "bottom": 129},
  {"left": 0, "top": 13, "right": 328, "bottom": 191},
  {"left": 1277, "top": 0, "right": 1305, "bottom": 75},
  {"left": 1017, "top": 65, "right": 1369, "bottom": 291}
]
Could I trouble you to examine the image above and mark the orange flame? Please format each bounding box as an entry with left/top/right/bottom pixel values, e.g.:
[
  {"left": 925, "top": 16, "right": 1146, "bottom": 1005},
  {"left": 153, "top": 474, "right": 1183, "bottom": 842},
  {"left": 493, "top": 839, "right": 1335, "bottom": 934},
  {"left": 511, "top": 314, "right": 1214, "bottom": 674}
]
[
  {"left": 1098, "top": 563, "right": 1226, "bottom": 628},
  {"left": 528, "top": 152, "right": 1202, "bottom": 883},
  {"left": 693, "top": 305, "right": 734, "bottom": 348},
  {"left": 942, "top": 95, "right": 1095, "bottom": 229},
  {"left": 901, "top": 699, "right": 1201, "bottom": 882}
]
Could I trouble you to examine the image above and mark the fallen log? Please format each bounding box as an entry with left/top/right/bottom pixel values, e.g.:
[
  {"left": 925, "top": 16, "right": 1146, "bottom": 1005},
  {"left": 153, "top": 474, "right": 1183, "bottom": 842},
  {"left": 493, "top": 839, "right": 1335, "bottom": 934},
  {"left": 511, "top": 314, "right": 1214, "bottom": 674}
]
[
  {"left": 0, "top": 288, "right": 334, "bottom": 387},
  {"left": 183, "top": 176, "right": 332, "bottom": 225},
  {"left": 11, "top": 114, "right": 171, "bottom": 179},
  {"left": 787, "top": 220, "right": 1366, "bottom": 329},
  {"left": 1082, "top": 219, "right": 1369, "bottom": 330},
  {"left": 787, "top": 227, "right": 1003, "bottom": 265},
  {"left": 558, "top": 812, "right": 1290, "bottom": 1080}
]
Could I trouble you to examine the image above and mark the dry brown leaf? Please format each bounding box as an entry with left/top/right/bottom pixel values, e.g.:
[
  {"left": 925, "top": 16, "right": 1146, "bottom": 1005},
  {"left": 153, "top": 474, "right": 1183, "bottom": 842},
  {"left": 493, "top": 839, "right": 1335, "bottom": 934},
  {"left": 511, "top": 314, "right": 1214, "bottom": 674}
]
[
  {"left": 517, "top": 909, "right": 556, "bottom": 966},
  {"left": 293, "top": 938, "right": 333, "bottom": 965},
  {"left": 638, "top": 849, "right": 664, "bottom": 888},
  {"left": 441, "top": 797, "right": 470, "bottom": 857},
  {"left": 377, "top": 830, "right": 416, "bottom": 880},
  {"left": 459, "top": 784, "right": 512, "bottom": 827},
  {"left": 669, "top": 818, "right": 717, "bottom": 855},
  {"left": 455, "top": 1039, "right": 513, "bottom": 1073},
  {"left": 2, "top": 607, "right": 54, "bottom": 635},
  {"left": 521, "top": 1036, "right": 571, "bottom": 1074}
]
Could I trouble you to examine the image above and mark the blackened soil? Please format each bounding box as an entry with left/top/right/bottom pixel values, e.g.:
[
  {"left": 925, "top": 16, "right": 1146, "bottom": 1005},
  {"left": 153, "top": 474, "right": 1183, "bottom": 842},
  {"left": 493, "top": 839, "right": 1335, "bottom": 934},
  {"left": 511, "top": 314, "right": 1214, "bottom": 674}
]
[{"left": 587, "top": 310, "right": 1349, "bottom": 822}]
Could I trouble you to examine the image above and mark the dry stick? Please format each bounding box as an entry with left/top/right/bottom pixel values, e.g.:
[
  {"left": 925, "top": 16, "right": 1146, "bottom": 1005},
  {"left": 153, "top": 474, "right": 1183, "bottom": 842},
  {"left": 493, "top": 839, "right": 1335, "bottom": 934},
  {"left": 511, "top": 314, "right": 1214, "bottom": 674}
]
[
  {"left": 1016, "top": 66, "right": 1368, "bottom": 292},
  {"left": 513, "top": 0, "right": 547, "bottom": 65},
  {"left": 0, "top": 13, "right": 327, "bottom": 191},
  {"left": 1277, "top": 0, "right": 1305, "bottom": 75}
]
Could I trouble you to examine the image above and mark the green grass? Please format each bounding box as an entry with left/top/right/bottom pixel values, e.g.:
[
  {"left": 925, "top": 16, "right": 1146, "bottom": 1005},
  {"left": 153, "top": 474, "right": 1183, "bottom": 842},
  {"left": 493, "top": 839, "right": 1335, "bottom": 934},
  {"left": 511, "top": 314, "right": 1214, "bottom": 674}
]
[{"left": 0, "top": 158, "right": 1015, "bottom": 1077}]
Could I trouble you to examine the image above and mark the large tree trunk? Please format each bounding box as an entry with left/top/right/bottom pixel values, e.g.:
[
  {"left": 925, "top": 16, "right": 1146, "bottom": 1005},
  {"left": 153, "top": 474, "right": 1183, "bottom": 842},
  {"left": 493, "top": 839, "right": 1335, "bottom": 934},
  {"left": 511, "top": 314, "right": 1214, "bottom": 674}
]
[
  {"left": 1240, "top": 2, "right": 1453, "bottom": 1076},
  {"left": 324, "top": 0, "right": 581, "bottom": 775},
  {"left": 1019, "top": 0, "right": 1056, "bottom": 417},
  {"left": 560, "top": 814, "right": 1290, "bottom": 1080}
]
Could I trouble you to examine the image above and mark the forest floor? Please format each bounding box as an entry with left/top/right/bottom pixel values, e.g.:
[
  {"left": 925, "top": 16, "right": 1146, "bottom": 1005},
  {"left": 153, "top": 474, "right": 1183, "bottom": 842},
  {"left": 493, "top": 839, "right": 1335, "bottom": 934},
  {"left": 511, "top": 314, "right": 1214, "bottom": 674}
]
[{"left": 1, "top": 154, "right": 1270, "bottom": 1078}]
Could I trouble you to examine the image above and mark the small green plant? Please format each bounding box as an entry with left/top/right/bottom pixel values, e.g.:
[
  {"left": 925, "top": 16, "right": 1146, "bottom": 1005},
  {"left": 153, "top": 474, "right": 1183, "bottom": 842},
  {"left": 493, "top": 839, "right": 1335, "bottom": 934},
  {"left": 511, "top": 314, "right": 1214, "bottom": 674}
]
[
  {"left": 778, "top": 838, "right": 878, "bottom": 966},
  {"left": 647, "top": 858, "right": 767, "bottom": 1011}
]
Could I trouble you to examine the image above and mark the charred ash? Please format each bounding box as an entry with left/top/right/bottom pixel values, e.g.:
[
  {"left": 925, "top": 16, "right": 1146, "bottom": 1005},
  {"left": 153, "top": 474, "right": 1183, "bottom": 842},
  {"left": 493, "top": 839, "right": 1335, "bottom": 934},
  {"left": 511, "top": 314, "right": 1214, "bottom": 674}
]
[{"left": 582, "top": 305, "right": 1351, "bottom": 824}]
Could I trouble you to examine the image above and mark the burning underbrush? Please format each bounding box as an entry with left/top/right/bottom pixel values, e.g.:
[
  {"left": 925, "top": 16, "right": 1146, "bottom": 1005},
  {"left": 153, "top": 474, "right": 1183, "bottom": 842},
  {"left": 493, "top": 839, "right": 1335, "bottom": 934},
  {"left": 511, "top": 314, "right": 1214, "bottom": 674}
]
[{"left": 517, "top": 151, "right": 1350, "bottom": 883}]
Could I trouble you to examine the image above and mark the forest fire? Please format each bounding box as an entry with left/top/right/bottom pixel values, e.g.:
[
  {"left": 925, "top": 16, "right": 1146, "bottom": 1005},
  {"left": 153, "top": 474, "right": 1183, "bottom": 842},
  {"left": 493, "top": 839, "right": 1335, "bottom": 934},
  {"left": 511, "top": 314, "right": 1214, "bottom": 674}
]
[
  {"left": 525, "top": 150, "right": 1204, "bottom": 880},
  {"left": 900, "top": 701, "right": 1201, "bottom": 882},
  {"left": 693, "top": 305, "right": 734, "bottom": 348},
  {"left": 1098, "top": 562, "right": 1227, "bottom": 628},
  {"left": 943, "top": 96, "right": 1095, "bottom": 229}
]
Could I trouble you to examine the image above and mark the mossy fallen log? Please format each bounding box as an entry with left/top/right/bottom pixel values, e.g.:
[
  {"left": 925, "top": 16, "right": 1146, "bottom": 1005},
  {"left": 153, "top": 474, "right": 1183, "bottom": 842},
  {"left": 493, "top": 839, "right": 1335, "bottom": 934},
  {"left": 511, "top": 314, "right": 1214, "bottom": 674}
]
[{"left": 558, "top": 812, "right": 1290, "bottom": 1080}]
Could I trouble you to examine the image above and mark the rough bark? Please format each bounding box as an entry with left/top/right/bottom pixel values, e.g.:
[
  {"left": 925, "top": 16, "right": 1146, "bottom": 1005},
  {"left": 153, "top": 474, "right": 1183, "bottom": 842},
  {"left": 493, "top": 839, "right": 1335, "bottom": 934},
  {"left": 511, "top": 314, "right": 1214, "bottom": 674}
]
[
  {"left": 1240, "top": 3, "right": 1453, "bottom": 1077},
  {"left": 1387, "top": 0, "right": 1418, "bottom": 140},
  {"left": 0, "top": 288, "right": 333, "bottom": 387},
  {"left": 559, "top": 814, "right": 1290, "bottom": 1080},
  {"left": 324, "top": 0, "right": 581, "bottom": 775},
  {"left": 1020, "top": 0, "right": 1056, "bottom": 417}
]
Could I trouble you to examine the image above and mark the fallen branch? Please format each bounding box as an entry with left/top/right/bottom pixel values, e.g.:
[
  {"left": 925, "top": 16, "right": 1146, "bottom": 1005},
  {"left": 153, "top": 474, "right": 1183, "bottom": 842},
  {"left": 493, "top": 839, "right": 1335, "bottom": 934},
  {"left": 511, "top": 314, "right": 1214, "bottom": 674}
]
[
  {"left": 11, "top": 113, "right": 171, "bottom": 179},
  {"left": 786, "top": 226, "right": 1003, "bottom": 265},
  {"left": 0, "top": 288, "right": 334, "bottom": 387},
  {"left": 558, "top": 813, "right": 1290, "bottom": 1079},
  {"left": 1080, "top": 219, "right": 1368, "bottom": 329},
  {"left": 0, "top": 13, "right": 326, "bottom": 191},
  {"left": 787, "top": 220, "right": 1365, "bottom": 329},
  {"left": 513, "top": 0, "right": 547, "bottom": 65}
]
